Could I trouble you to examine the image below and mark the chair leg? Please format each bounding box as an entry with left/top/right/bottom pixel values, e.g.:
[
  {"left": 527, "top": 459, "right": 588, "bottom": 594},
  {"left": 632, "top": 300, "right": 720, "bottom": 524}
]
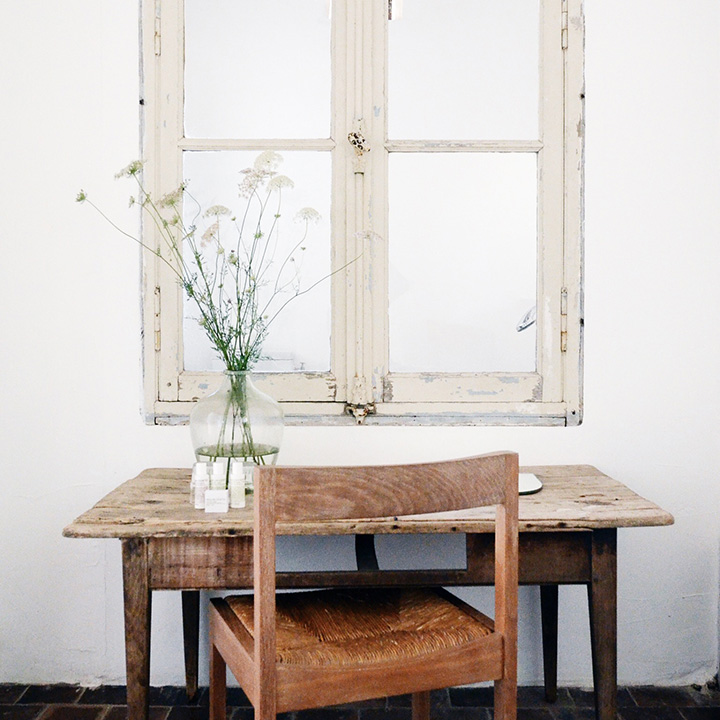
[
  {"left": 494, "top": 678, "right": 517, "bottom": 720},
  {"left": 412, "top": 691, "right": 431, "bottom": 720},
  {"left": 209, "top": 643, "right": 227, "bottom": 720}
]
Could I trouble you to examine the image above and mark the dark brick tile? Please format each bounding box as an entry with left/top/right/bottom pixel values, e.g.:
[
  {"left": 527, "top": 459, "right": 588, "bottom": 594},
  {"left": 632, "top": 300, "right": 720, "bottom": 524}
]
[
  {"left": 41, "top": 706, "right": 107, "bottom": 720},
  {"left": 567, "top": 688, "right": 636, "bottom": 708},
  {"left": 619, "top": 708, "right": 686, "bottom": 720},
  {"left": 551, "top": 709, "right": 596, "bottom": 720},
  {"left": 630, "top": 687, "right": 703, "bottom": 708},
  {"left": 78, "top": 686, "right": 126, "bottom": 705},
  {"left": 228, "top": 709, "right": 255, "bottom": 720},
  {"left": 166, "top": 706, "right": 209, "bottom": 720},
  {"left": 104, "top": 706, "right": 169, "bottom": 720},
  {"left": 18, "top": 685, "right": 83, "bottom": 705},
  {"left": 515, "top": 709, "right": 554, "bottom": 720},
  {"left": 227, "top": 710, "right": 251, "bottom": 720},
  {"left": 435, "top": 708, "right": 491, "bottom": 720},
  {"left": 189, "top": 689, "right": 208, "bottom": 707},
  {"left": 0, "top": 705, "right": 45, "bottom": 720},
  {"left": 149, "top": 687, "right": 191, "bottom": 706},
  {"left": 450, "top": 686, "right": 495, "bottom": 708},
  {"left": 334, "top": 698, "right": 386, "bottom": 710},
  {"left": 687, "top": 688, "right": 720, "bottom": 708},
  {"left": 387, "top": 690, "right": 449, "bottom": 708},
  {"left": 517, "top": 687, "right": 574, "bottom": 708},
  {"left": 680, "top": 709, "right": 720, "bottom": 720},
  {"left": 360, "top": 709, "right": 412, "bottom": 720},
  {"left": 224, "top": 688, "right": 251, "bottom": 708},
  {"left": 0, "top": 687, "right": 27, "bottom": 705},
  {"left": 295, "top": 708, "right": 358, "bottom": 720}
]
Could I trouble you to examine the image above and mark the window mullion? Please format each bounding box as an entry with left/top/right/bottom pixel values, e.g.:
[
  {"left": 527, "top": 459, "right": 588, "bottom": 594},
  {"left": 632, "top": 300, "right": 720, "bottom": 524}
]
[
  {"left": 537, "top": 0, "right": 566, "bottom": 402},
  {"left": 146, "top": 0, "right": 184, "bottom": 405},
  {"left": 340, "top": 0, "right": 387, "bottom": 410}
]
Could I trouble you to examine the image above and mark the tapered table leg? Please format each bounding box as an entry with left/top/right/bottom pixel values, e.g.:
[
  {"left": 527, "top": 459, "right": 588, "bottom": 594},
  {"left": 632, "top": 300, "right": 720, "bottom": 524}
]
[
  {"left": 540, "top": 584, "right": 559, "bottom": 702},
  {"left": 182, "top": 591, "right": 200, "bottom": 701},
  {"left": 122, "top": 539, "right": 151, "bottom": 720},
  {"left": 588, "top": 529, "right": 618, "bottom": 720}
]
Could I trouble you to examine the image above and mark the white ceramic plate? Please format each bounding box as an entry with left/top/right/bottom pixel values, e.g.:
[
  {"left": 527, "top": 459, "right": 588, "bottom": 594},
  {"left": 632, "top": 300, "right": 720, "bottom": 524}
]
[{"left": 519, "top": 473, "right": 543, "bottom": 495}]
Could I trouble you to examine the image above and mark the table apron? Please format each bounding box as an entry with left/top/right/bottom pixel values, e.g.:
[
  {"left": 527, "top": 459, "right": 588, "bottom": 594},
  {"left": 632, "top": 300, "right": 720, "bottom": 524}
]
[{"left": 145, "top": 531, "right": 593, "bottom": 590}]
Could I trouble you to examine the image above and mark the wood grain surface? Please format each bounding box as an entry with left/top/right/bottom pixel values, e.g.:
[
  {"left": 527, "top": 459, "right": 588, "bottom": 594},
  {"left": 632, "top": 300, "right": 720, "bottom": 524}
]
[{"left": 63, "top": 464, "right": 673, "bottom": 539}]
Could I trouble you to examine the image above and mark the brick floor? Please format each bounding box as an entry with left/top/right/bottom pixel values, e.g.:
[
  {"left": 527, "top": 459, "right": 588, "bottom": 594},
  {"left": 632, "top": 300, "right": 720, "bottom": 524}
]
[{"left": 0, "top": 684, "right": 718, "bottom": 720}]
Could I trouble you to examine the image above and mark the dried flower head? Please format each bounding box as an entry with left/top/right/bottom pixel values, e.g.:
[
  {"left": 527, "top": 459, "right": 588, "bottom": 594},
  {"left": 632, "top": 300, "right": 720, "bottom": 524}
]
[
  {"left": 294, "top": 207, "right": 321, "bottom": 224},
  {"left": 204, "top": 205, "right": 231, "bottom": 218},
  {"left": 158, "top": 185, "right": 185, "bottom": 209},
  {"left": 239, "top": 169, "right": 268, "bottom": 198},
  {"left": 253, "top": 150, "right": 282, "bottom": 174},
  {"left": 267, "top": 175, "right": 295, "bottom": 192},
  {"left": 201, "top": 221, "right": 219, "bottom": 246},
  {"left": 114, "top": 160, "right": 144, "bottom": 179}
]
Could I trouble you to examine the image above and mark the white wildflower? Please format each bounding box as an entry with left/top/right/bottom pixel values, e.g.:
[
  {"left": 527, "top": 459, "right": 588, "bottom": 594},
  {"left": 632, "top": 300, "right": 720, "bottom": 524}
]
[
  {"left": 201, "top": 221, "right": 219, "bottom": 246},
  {"left": 204, "top": 205, "right": 231, "bottom": 218},
  {"left": 158, "top": 185, "right": 185, "bottom": 208},
  {"left": 267, "top": 175, "right": 295, "bottom": 192},
  {"left": 253, "top": 150, "right": 282, "bottom": 173},
  {"left": 114, "top": 160, "right": 144, "bottom": 179},
  {"left": 294, "top": 207, "right": 321, "bottom": 224},
  {"left": 239, "top": 169, "right": 266, "bottom": 197}
]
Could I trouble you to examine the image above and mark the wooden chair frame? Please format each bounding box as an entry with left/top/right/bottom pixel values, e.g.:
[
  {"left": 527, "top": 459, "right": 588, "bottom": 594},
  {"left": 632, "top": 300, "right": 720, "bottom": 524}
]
[{"left": 209, "top": 452, "right": 518, "bottom": 720}]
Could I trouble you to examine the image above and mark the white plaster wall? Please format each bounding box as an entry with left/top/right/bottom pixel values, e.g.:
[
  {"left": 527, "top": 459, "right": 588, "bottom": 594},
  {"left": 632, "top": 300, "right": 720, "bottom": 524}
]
[{"left": 1, "top": 0, "right": 719, "bottom": 688}]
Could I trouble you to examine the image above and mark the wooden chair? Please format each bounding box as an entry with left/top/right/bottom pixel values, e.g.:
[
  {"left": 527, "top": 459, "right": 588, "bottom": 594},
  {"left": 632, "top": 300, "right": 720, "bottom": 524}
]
[{"left": 208, "top": 452, "right": 519, "bottom": 720}]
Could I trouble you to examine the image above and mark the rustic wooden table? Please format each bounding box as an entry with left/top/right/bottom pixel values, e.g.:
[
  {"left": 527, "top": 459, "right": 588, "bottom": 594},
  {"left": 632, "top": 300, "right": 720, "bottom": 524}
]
[{"left": 64, "top": 465, "right": 673, "bottom": 720}]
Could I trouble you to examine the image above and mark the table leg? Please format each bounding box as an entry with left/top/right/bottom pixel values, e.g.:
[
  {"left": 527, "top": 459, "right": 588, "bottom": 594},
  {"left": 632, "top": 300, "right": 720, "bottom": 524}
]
[
  {"left": 540, "top": 584, "right": 559, "bottom": 702},
  {"left": 122, "top": 539, "right": 151, "bottom": 720},
  {"left": 181, "top": 591, "right": 200, "bottom": 701},
  {"left": 587, "top": 529, "right": 618, "bottom": 720}
]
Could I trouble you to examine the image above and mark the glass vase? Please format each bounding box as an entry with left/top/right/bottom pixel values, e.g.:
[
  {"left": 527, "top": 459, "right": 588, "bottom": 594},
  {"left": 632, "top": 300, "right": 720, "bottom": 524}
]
[{"left": 190, "top": 371, "right": 284, "bottom": 488}]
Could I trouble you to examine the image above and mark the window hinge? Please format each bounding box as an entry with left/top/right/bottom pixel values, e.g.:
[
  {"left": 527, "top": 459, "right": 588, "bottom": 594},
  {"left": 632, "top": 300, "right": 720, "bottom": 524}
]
[
  {"left": 154, "top": 286, "right": 161, "bottom": 352},
  {"left": 560, "top": 287, "right": 568, "bottom": 352},
  {"left": 561, "top": 3, "right": 569, "bottom": 50}
]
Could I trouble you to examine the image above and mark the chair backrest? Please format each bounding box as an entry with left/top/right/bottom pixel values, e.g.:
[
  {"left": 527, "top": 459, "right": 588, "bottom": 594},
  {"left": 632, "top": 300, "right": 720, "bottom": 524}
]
[
  {"left": 250, "top": 452, "right": 519, "bottom": 698},
  {"left": 255, "top": 451, "right": 518, "bottom": 522}
]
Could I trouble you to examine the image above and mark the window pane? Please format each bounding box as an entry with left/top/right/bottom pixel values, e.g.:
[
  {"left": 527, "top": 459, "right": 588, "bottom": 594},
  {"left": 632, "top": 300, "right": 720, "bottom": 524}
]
[
  {"left": 182, "top": 151, "right": 332, "bottom": 373},
  {"left": 388, "top": 0, "right": 539, "bottom": 140},
  {"left": 184, "top": 0, "right": 331, "bottom": 139},
  {"left": 388, "top": 153, "right": 537, "bottom": 373}
]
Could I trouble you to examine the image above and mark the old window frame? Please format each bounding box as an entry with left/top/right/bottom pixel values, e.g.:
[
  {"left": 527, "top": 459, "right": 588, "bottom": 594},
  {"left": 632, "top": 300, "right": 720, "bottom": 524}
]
[{"left": 140, "top": 0, "right": 584, "bottom": 426}]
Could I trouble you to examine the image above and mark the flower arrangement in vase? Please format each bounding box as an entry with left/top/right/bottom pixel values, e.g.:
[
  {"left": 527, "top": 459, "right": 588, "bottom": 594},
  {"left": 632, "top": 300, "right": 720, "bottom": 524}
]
[{"left": 78, "top": 151, "right": 340, "bottom": 485}]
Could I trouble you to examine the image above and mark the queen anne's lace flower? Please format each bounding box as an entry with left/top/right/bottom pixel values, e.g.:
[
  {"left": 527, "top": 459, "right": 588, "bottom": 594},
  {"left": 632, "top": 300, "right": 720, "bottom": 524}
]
[
  {"left": 253, "top": 150, "right": 282, "bottom": 173},
  {"left": 204, "top": 205, "right": 231, "bottom": 217},
  {"left": 294, "top": 207, "right": 321, "bottom": 224},
  {"left": 267, "top": 175, "right": 295, "bottom": 192},
  {"left": 159, "top": 185, "right": 185, "bottom": 209},
  {"left": 239, "top": 169, "right": 266, "bottom": 197},
  {"left": 201, "top": 222, "right": 219, "bottom": 246},
  {"left": 114, "top": 160, "right": 144, "bottom": 179}
]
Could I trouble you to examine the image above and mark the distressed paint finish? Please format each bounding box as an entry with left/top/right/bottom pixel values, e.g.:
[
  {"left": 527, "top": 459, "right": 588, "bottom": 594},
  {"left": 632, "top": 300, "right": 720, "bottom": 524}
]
[{"left": 141, "top": 0, "right": 585, "bottom": 426}]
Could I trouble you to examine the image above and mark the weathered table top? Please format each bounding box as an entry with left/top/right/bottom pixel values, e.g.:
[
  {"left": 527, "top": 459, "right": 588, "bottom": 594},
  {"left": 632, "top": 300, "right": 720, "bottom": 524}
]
[{"left": 63, "top": 465, "right": 674, "bottom": 539}]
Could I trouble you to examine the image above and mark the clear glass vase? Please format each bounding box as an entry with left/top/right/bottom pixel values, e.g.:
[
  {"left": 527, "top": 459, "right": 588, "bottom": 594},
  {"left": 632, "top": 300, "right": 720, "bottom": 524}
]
[{"left": 190, "top": 372, "right": 284, "bottom": 485}]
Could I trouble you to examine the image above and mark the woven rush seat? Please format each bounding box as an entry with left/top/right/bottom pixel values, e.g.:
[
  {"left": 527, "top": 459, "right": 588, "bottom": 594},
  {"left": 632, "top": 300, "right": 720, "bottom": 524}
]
[{"left": 225, "top": 587, "right": 494, "bottom": 666}]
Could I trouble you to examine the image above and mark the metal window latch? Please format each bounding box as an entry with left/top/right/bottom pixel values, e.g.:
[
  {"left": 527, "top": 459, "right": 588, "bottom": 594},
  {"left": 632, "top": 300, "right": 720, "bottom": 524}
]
[
  {"left": 345, "top": 402, "right": 376, "bottom": 424},
  {"left": 348, "top": 130, "right": 370, "bottom": 174}
]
